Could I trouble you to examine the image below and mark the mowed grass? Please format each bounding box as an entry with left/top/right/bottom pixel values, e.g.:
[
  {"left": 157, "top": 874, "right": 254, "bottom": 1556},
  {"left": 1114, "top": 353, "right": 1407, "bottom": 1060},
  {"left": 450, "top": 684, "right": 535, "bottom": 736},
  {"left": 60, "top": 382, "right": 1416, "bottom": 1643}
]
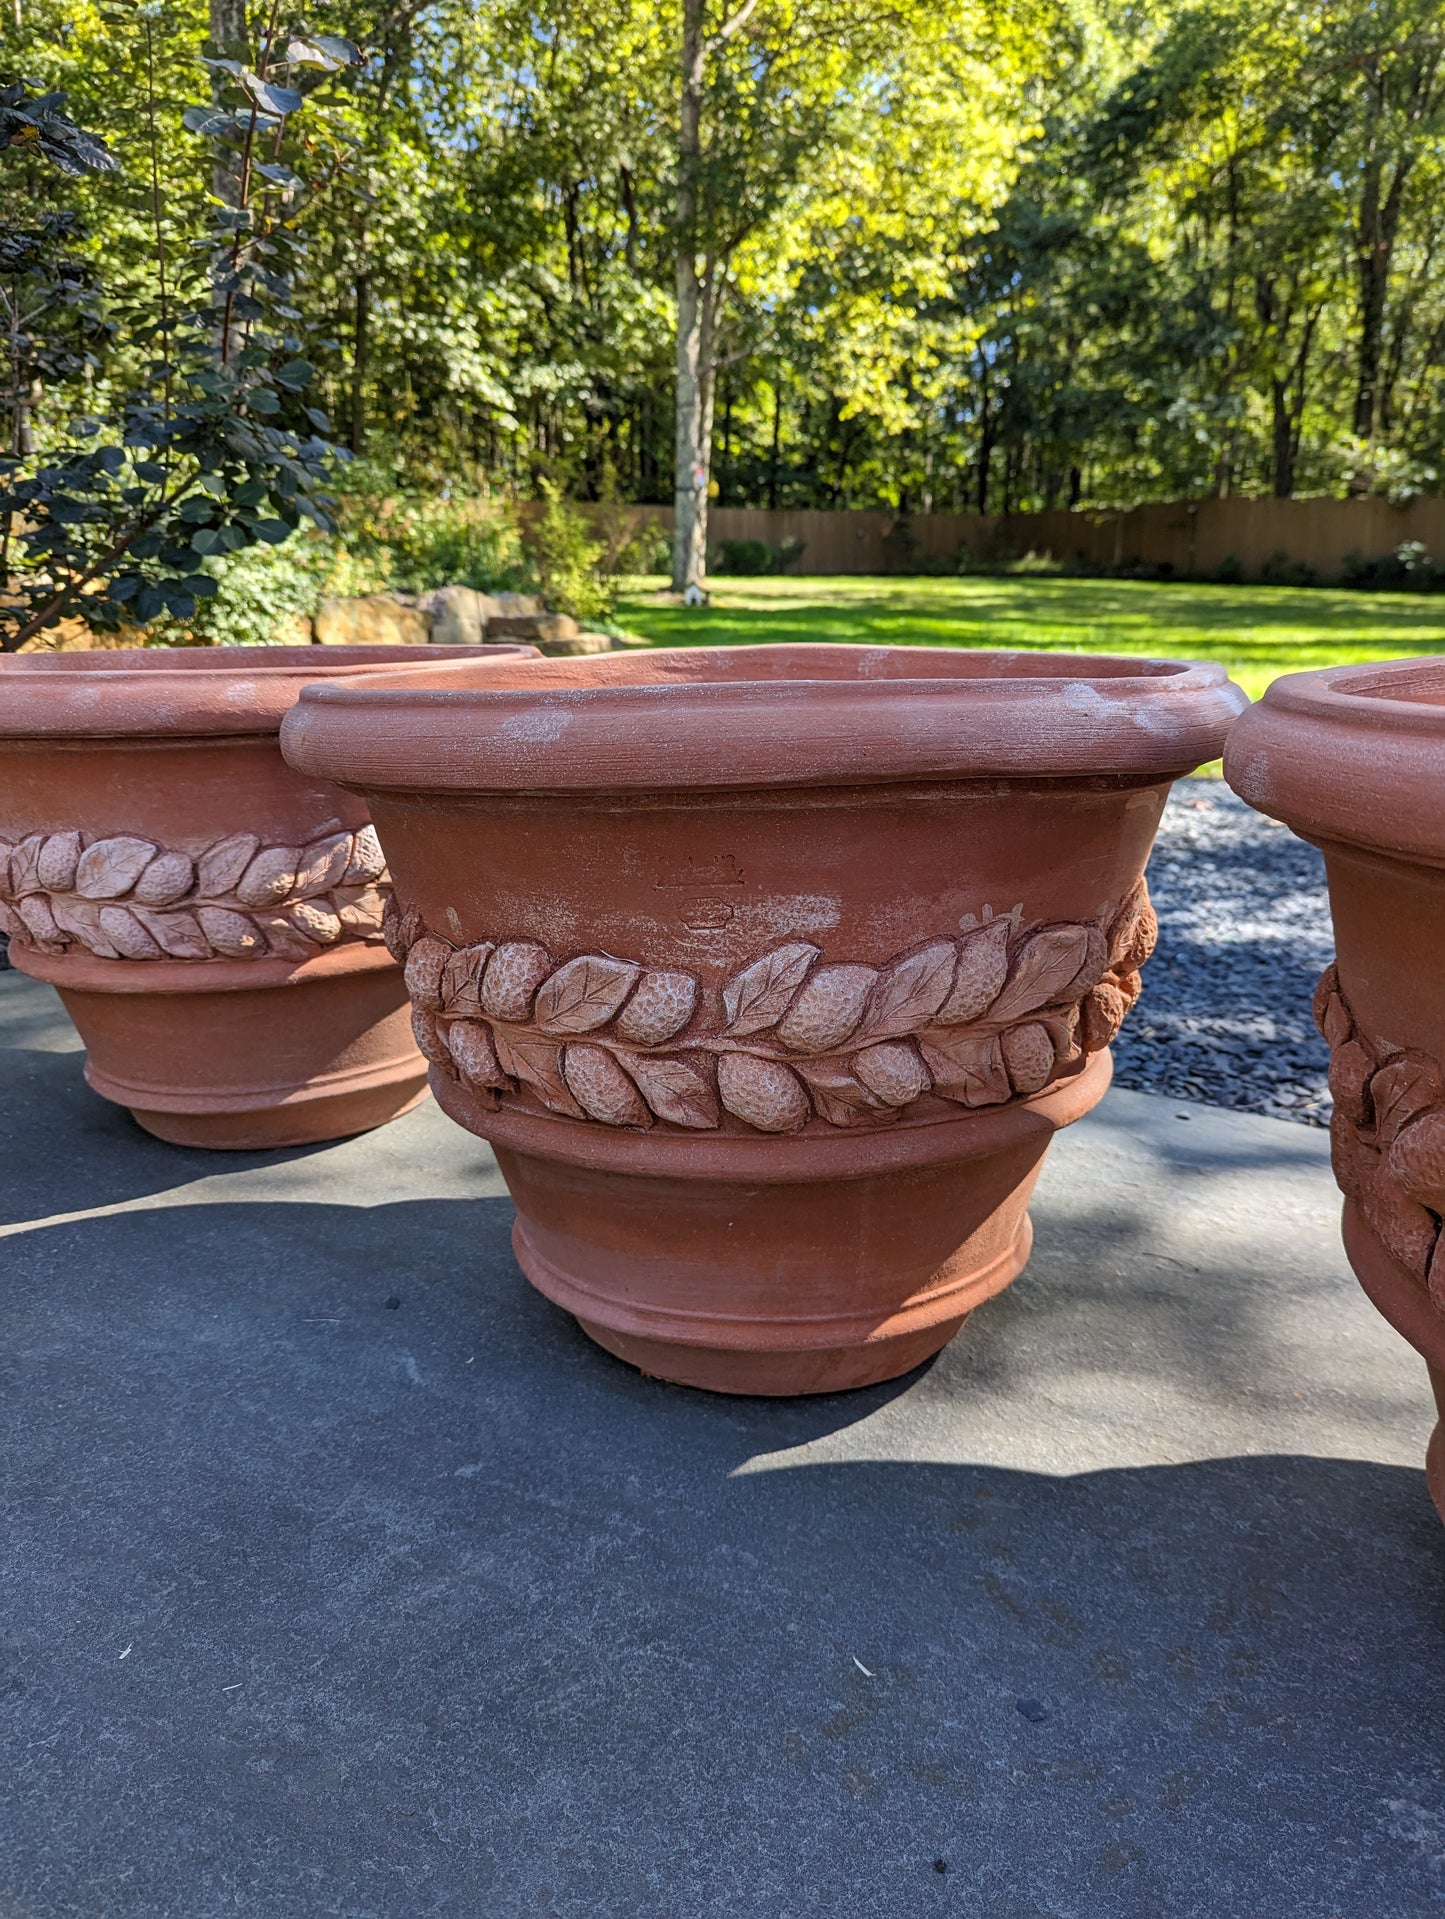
[{"left": 615, "top": 573, "right": 1445, "bottom": 703}]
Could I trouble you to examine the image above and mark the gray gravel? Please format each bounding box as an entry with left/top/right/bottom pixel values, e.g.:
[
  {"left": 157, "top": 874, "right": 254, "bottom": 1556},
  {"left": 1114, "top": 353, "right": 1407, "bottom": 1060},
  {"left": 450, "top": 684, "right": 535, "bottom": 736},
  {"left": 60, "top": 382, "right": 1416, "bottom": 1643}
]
[{"left": 1112, "top": 777, "right": 1334, "bottom": 1126}]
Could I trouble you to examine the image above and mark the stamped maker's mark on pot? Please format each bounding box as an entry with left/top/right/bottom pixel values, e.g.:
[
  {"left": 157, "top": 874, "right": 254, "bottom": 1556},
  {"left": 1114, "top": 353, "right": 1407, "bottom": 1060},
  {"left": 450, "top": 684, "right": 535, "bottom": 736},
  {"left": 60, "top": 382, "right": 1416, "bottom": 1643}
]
[
  {"left": 654, "top": 852, "right": 745, "bottom": 931},
  {"left": 388, "top": 881, "right": 1157, "bottom": 1138}
]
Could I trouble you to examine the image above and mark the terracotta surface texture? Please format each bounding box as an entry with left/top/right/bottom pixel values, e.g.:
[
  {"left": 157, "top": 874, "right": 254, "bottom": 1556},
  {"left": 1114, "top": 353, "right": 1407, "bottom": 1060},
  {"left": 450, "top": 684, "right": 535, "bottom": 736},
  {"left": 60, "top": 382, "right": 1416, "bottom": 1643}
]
[
  {"left": 0, "top": 643, "right": 534, "bottom": 1149},
  {"left": 1226, "top": 656, "right": 1445, "bottom": 1520},
  {"left": 284, "top": 644, "right": 1245, "bottom": 1393}
]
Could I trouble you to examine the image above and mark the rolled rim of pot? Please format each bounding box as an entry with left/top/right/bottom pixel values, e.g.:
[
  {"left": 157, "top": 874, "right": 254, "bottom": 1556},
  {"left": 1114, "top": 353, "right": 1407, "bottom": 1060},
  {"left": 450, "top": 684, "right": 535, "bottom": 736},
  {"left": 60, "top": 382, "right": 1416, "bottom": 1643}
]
[
  {"left": 1224, "top": 655, "right": 1445, "bottom": 865},
  {"left": 281, "top": 644, "right": 1246, "bottom": 793},
  {"left": 0, "top": 643, "right": 539, "bottom": 741}
]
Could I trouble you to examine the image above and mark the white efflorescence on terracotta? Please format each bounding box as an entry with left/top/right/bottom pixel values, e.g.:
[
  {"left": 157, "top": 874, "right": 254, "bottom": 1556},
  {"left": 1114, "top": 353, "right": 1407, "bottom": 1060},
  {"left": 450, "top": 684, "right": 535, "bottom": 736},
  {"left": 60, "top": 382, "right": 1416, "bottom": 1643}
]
[{"left": 385, "top": 880, "right": 1158, "bottom": 1136}]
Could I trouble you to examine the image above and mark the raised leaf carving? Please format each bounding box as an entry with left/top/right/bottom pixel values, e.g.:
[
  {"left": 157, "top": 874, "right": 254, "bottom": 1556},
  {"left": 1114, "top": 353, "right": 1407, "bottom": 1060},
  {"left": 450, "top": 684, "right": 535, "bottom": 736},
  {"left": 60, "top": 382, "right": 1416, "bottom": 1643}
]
[
  {"left": 492, "top": 1028, "right": 585, "bottom": 1119},
  {"left": 534, "top": 954, "right": 640, "bottom": 1034},
  {"left": 440, "top": 943, "right": 494, "bottom": 1017},
  {"left": 373, "top": 899, "right": 1157, "bottom": 1137},
  {"left": 294, "top": 833, "right": 353, "bottom": 897},
  {"left": 197, "top": 833, "right": 260, "bottom": 897},
  {"left": 937, "top": 919, "right": 1011, "bottom": 1024},
  {"left": 722, "top": 942, "right": 819, "bottom": 1036},
  {"left": 717, "top": 1053, "right": 810, "bottom": 1133},
  {"left": 1371, "top": 1055, "right": 1441, "bottom": 1146},
  {"left": 857, "top": 941, "right": 956, "bottom": 1042},
  {"left": 987, "top": 925, "right": 1092, "bottom": 1024},
  {"left": 776, "top": 964, "right": 875, "bottom": 1053},
  {"left": 794, "top": 1057, "right": 890, "bottom": 1127},
  {"left": 563, "top": 1043, "right": 652, "bottom": 1127},
  {"left": 1327, "top": 1038, "right": 1376, "bottom": 1128},
  {"left": 75, "top": 836, "right": 156, "bottom": 901},
  {"left": 919, "top": 1030, "right": 1010, "bottom": 1107},
  {"left": 623, "top": 1053, "right": 720, "bottom": 1130},
  {"left": 1317, "top": 970, "right": 1445, "bottom": 1298},
  {"left": 9, "top": 833, "right": 44, "bottom": 896},
  {"left": 135, "top": 906, "right": 212, "bottom": 961}
]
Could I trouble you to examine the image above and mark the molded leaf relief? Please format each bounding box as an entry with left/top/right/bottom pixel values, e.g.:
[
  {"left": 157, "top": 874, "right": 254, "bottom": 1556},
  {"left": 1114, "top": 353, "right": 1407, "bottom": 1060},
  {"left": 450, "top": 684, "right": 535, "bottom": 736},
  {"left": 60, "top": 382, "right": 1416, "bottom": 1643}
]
[
  {"left": 387, "top": 882, "right": 1155, "bottom": 1137},
  {"left": 1316, "top": 963, "right": 1445, "bottom": 1314},
  {"left": 0, "top": 824, "right": 390, "bottom": 962}
]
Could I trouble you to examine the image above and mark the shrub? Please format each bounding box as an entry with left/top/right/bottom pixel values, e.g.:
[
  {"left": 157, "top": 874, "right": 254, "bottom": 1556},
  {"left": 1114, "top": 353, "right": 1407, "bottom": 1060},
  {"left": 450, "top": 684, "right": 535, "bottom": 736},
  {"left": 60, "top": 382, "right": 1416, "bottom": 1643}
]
[
  {"left": 712, "top": 535, "right": 807, "bottom": 576},
  {"left": 1261, "top": 550, "right": 1318, "bottom": 588},
  {"left": 714, "top": 537, "right": 774, "bottom": 575},
  {"left": 523, "top": 484, "right": 616, "bottom": 623},
  {"left": 1215, "top": 553, "right": 1245, "bottom": 584}
]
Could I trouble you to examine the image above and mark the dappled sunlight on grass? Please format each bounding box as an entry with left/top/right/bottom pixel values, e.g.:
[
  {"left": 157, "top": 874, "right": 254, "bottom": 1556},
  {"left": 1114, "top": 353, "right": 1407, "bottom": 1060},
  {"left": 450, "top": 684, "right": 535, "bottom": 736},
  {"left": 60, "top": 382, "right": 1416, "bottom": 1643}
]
[{"left": 616, "top": 574, "right": 1445, "bottom": 702}]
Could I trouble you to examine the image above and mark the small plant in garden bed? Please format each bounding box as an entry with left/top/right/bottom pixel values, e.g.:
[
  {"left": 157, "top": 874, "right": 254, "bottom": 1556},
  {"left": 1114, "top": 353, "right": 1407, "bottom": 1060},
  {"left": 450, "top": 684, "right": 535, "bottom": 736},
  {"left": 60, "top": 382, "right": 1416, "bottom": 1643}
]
[{"left": 0, "top": 21, "right": 364, "bottom": 652}]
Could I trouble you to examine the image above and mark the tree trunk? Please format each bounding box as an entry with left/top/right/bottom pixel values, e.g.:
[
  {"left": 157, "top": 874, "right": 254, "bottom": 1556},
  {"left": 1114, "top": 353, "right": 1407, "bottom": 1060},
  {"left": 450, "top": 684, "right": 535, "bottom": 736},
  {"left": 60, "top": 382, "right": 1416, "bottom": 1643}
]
[
  {"left": 1270, "top": 378, "right": 1295, "bottom": 498},
  {"left": 1351, "top": 155, "right": 1414, "bottom": 488},
  {"left": 672, "top": 0, "right": 710, "bottom": 595},
  {"left": 208, "top": 0, "right": 247, "bottom": 210},
  {"left": 350, "top": 269, "right": 370, "bottom": 454},
  {"left": 767, "top": 378, "right": 781, "bottom": 510}
]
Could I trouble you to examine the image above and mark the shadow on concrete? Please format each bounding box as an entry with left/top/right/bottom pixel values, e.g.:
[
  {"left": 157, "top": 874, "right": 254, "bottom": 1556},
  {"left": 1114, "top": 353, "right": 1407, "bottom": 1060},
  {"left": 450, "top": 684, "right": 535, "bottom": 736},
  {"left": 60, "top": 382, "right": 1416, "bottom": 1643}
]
[
  {"left": 0, "top": 976, "right": 351, "bottom": 1225},
  {"left": 5, "top": 1196, "right": 1444, "bottom": 1919}
]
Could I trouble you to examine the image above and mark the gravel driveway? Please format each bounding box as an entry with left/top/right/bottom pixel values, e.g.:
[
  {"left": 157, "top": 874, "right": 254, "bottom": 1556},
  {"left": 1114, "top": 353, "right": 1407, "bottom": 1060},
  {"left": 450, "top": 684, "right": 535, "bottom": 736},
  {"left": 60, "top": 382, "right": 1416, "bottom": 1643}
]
[{"left": 1112, "top": 777, "right": 1333, "bottom": 1126}]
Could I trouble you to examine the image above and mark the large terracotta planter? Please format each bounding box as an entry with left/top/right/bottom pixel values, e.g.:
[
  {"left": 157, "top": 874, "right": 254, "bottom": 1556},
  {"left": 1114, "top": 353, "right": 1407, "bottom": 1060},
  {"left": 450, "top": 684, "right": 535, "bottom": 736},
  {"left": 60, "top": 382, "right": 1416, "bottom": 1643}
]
[
  {"left": 0, "top": 644, "right": 532, "bottom": 1149},
  {"left": 283, "top": 645, "right": 1243, "bottom": 1393},
  {"left": 1226, "top": 658, "right": 1445, "bottom": 1520}
]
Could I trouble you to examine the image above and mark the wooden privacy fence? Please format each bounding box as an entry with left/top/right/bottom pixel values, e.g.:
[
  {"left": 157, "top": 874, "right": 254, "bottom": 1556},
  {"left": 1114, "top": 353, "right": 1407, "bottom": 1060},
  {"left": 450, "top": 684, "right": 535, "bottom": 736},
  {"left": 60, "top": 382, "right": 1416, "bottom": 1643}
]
[{"left": 596, "top": 496, "right": 1445, "bottom": 581}]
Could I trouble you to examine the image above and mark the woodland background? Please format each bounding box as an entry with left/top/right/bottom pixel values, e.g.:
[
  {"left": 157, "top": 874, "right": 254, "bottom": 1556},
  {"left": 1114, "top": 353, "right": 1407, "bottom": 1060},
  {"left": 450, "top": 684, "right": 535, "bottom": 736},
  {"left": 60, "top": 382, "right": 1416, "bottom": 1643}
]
[{"left": 6, "top": 0, "right": 1445, "bottom": 542}]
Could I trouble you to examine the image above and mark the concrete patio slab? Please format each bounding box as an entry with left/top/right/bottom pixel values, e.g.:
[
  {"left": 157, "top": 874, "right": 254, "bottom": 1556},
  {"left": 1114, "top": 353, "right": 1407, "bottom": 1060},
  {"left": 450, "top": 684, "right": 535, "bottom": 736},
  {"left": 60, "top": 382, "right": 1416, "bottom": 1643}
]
[{"left": 2, "top": 968, "right": 1442, "bottom": 1918}]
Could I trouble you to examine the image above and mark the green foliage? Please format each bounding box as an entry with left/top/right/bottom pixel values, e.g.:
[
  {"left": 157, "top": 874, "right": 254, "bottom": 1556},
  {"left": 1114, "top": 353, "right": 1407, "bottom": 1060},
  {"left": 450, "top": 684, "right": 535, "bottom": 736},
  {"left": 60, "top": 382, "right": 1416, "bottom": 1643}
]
[
  {"left": 522, "top": 485, "right": 616, "bottom": 623},
  {"left": 330, "top": 461, "right": 530, "bottom": 594},
  {"left": 188, "top": 531, "right": 328, "bottom": 645},
  {"left": 0, "top": 17, "right": 363, "bottom": 651},
  {"left": 3, "top": 0, "right": 1444, "bottom": 559}
]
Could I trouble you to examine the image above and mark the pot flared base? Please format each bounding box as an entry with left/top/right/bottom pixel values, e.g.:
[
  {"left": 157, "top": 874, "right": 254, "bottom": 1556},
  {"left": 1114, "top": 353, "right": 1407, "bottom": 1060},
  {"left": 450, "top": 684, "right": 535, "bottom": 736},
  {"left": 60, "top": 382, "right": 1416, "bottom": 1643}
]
[
  {"left": 439, "top": 1051, "right": 1109, "bottom": 1398},
  {"left": 520, "top": 1214, "right": 1031, "bottom": 1396},
  {"left": 15, "top": 941, "right": 426, "bottom": 1151},
  {"left": 1343, "top": 1199, "right": 1445, "bottom": 1526}
]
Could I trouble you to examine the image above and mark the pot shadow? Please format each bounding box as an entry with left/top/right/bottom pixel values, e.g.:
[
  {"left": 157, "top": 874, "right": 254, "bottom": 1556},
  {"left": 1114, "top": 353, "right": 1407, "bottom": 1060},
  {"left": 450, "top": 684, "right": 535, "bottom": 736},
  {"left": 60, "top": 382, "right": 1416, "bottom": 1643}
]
[
  {"left": 0, "top": 968, "right": 366, "bottom": 1224},
  {"left": 5, "top": 1194, "right": 1444, "bottom": 1919}
]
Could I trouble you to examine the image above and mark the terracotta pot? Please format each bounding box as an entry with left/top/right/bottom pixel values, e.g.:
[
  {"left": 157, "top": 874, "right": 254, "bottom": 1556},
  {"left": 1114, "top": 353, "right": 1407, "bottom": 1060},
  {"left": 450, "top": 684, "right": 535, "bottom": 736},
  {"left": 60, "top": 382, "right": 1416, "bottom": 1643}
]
[
  {"left": 283, "top": 645, "right": 1243, "bottom": 1394},
  {"left": 0, "top": 643, "right": 533, "bottom": 1149},
  {"left": 1226, "top": 657, "right": 1445, "bottom": 1520}
]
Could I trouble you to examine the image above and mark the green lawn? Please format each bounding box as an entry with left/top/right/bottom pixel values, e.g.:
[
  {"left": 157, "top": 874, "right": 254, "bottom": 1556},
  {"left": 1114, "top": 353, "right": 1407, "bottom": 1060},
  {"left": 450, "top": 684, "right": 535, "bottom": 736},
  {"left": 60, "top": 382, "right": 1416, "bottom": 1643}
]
[{"left": 615, "top": 574, "right": 1445, "bottom": 704}]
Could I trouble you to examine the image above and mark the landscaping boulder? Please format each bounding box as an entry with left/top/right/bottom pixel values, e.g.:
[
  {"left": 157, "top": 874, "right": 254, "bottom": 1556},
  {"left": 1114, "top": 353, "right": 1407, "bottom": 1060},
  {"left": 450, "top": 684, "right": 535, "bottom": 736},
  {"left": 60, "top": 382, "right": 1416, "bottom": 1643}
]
[
  {"left": 315, "top": 594, "right": 429, "bottom": 648},
  {"left": 486, "top": 611, "right": 580, "bottom": 645},
  {"left": 416, "top": 585, "right": 487, "bottom": 646},
  {"left": 539, "top": 631, "right": 615, "bottom": 656}
]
